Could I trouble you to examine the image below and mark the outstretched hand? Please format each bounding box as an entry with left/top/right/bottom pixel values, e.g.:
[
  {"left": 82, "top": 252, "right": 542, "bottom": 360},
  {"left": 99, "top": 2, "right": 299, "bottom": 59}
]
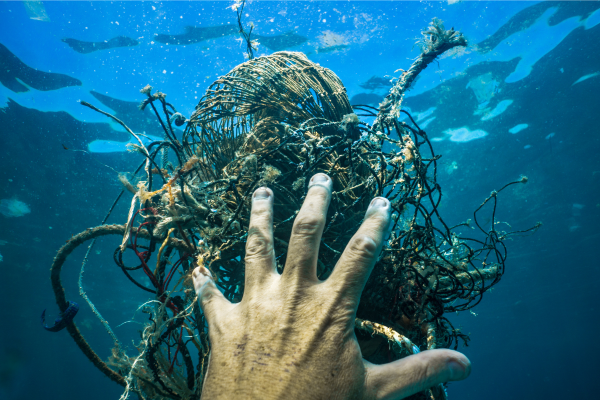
[{"left": 193, "top": 173, "right": 471, "bottom": 399}]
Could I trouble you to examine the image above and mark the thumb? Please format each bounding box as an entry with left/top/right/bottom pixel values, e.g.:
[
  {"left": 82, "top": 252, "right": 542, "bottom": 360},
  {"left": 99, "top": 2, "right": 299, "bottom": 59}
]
[
  {"left": 365, "top": 349, "right": 471, "bottom": 400},
  {"left": 192, "top": 265, "right": 231, "bottom": 324}
]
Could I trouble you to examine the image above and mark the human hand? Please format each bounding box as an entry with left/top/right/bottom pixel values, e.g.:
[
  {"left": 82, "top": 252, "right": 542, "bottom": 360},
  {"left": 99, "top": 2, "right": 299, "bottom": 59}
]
[{"left": 193, "top": 173, "right": 471, "bottom": 399}]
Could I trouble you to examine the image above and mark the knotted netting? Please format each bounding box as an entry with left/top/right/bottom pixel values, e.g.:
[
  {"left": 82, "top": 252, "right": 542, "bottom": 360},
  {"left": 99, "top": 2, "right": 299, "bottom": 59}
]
[{"left": 48, "top": 19, "right": 539, "bottom": 400}]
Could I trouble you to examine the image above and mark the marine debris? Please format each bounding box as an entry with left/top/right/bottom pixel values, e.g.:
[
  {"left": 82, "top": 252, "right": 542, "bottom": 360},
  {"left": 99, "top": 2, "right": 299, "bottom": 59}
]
[
  {"left": 378, "top": 18, "right": 468, "bottom": 121},
  {"left": 46, "top": 18, "right": 538, "bottom": 400}
]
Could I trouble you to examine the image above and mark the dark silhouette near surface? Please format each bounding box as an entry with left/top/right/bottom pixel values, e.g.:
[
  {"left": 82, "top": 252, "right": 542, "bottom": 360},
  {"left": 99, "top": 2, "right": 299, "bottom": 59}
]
[
  {"left": 0, "top": 43, "right": 82, "bottom": 93},
  {"left": 477, "top": 1, "right": 600, "bottom": 52},
  {"left": 61, "top": 36, "right": 138, "bottom": 54},
  {"left": 359, "top": 76, "right": 392, "bottom": 91},
  {"left": 154, "top": 25, "right": 237, "bottom": 45},
  {"left": 154, "top": 25, "right": 307, "bottom": 51},
  {"left": 254, "top": 31, "right": 308, "bottom": 51},
  {"left": 89, "top": 91, "right": 165, "bottom": 136}
]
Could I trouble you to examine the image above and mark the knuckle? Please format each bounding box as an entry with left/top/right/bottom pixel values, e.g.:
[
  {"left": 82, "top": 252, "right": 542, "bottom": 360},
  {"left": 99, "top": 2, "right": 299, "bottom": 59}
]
[
  {"left": 199, "top": 291, "right": 214, "bottom": 308},
  {"left": 199, "top": 294, "right": 221, "bottom": 325},
  {"left": 292, "top": 215, "right": 323, "bottom": 237},
  {"left": 347, "top": 234, "right": 379, "bottom": 261},
  {"left": 409, "top": 352, "right": 465, "bottom": 390},
  {"left": 422, "top": 361, "right": 436, "bottom": 384},
  {"left": 413, "top": 362, "right": 436, "bottom": 390},
  {"left": 245, "top": 228, "right": 273, "bottom": 259},
  {"left": 251, "top": 205, "right": 271, "bottom": 219}
]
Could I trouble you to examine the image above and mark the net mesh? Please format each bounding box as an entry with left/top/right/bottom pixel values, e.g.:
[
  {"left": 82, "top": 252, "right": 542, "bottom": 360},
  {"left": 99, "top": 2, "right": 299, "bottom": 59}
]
[{"left": 48, "top": 20, "right": 539, "bottom": 400}]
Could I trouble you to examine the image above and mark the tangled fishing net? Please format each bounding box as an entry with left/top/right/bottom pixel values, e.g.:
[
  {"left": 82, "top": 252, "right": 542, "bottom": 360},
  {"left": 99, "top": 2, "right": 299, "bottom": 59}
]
[{"left": 48, "top": 19, "right": 539, "bottom": 400}]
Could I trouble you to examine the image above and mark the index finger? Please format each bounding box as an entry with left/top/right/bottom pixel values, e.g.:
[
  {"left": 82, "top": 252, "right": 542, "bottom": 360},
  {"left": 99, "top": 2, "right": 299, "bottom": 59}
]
[{"left": 244, "top": 187, "right": 277, "bottom": 292}]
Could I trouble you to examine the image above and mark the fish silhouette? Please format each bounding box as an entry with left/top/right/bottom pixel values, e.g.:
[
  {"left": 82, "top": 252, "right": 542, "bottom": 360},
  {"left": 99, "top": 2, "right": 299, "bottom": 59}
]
[
  {"left": 62, "top": 36, "right": 139, "bottom": 54},
  {"left": 0, "top": 43, "right": 82, "bottom": 93}
]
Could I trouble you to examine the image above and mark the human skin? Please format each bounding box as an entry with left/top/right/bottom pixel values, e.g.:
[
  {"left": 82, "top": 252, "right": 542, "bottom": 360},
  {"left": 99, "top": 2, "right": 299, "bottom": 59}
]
[{"left": 193, "top": 173, "right": 471, "bottom": 400}]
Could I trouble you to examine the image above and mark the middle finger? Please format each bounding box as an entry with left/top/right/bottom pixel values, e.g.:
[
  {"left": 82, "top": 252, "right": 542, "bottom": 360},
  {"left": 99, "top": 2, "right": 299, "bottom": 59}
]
[{"left": 282, "top": 173, "right": 333, "bottom": 283}]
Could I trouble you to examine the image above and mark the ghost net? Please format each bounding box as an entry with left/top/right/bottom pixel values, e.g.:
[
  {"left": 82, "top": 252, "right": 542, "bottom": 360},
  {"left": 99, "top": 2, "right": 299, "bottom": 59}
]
[{"left": 48, "top": 19, "right": 538, "bottom": 400}]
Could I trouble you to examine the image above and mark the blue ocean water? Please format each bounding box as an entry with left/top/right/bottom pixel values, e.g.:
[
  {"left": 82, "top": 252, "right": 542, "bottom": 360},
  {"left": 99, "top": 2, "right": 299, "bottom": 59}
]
[{"left": 1, "top": 1, "right": 599, "bottom": 399}]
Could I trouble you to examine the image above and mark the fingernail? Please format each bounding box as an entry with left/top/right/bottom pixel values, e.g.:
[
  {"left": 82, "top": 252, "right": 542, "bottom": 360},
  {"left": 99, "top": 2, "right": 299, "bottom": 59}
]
[
  {"left": 448, "top": 359, "right": 469, "bottom": 380},
  {"left": 198, "top": 266, "right": 212, "bottom": 278},
  {"left": 253, "top": 187, "right": 270, "bottom": 200},
  {"left": 310, "top": 173, "right": 329, "bottom": 185},
  {"left": 369, "top": 197, "right": 389, "bottom": 209}
]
